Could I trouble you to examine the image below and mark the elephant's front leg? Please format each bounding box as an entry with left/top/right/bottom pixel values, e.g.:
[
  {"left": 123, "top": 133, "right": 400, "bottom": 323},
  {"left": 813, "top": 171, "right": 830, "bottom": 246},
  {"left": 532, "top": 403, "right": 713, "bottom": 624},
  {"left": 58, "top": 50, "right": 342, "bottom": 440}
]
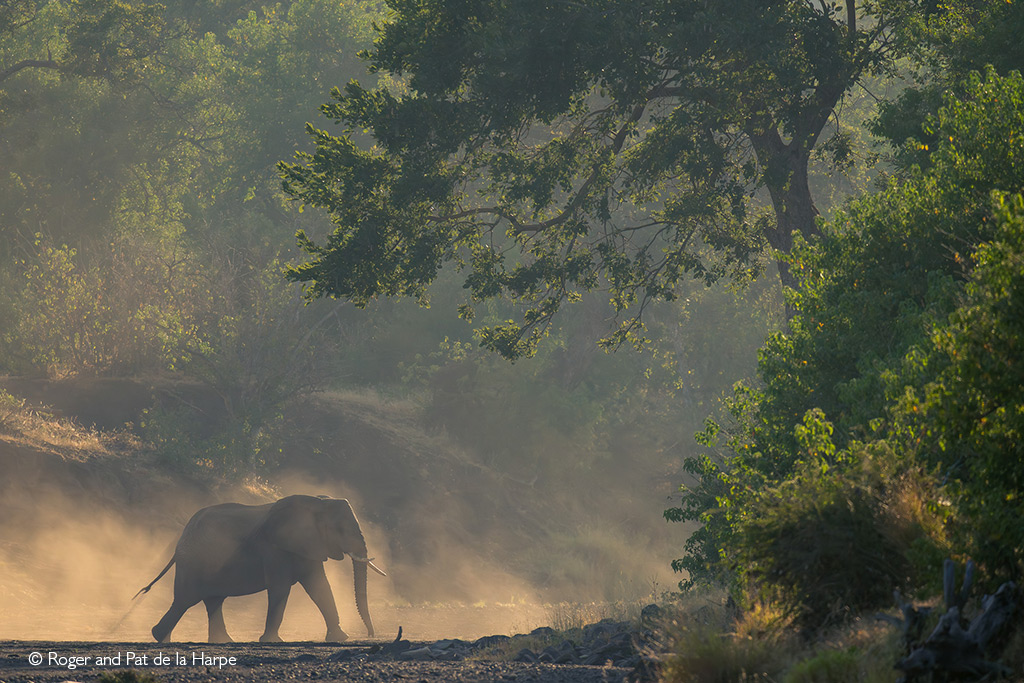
[
  {"left": 298, "top": 564, "right": 348, "bottom": 643},
  {"left": 259, "top": 583, "right": 291, "bottom": 643}
]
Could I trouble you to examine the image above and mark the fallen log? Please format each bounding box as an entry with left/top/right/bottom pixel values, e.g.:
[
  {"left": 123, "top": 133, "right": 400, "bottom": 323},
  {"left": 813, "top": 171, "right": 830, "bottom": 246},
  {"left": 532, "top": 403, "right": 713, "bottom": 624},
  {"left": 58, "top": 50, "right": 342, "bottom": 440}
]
[{"left": 892, "top": 559, "right": 1017, "bottom": 682}]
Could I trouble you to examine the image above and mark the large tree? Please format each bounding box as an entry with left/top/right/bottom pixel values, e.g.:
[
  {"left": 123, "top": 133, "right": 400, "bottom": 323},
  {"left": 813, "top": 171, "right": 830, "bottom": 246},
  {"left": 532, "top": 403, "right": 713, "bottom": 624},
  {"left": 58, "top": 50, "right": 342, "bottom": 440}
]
[
  {"left": 280, "top": 0, "right": 914, "bottom": 359},
  {"left": 0, "top": 0, "right": 163, "bottom": 85}
]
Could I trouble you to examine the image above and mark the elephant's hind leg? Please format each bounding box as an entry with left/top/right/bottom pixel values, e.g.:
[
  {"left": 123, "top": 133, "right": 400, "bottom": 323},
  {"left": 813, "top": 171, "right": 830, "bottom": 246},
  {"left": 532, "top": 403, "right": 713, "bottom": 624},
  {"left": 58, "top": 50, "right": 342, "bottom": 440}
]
[
  {"left": 204, "top": 597, "right": 233, "bottom": 643},
  {"left": 152, "top": 597, "right": 197, "bottom": 643}
]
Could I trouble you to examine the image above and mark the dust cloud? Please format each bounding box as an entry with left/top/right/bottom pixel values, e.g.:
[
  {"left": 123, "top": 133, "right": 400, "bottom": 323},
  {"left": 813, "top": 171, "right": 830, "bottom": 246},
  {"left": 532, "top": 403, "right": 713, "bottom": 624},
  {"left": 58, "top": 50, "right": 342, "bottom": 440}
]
[
  {"left": 0, "top": 486, "right": 541, "bottom": 642},
  {"left": 0, "top": 467, "right": 681, "bottom": 643},
  {"left": 0, "top": 383, "right": 688, "bottom": 643}
]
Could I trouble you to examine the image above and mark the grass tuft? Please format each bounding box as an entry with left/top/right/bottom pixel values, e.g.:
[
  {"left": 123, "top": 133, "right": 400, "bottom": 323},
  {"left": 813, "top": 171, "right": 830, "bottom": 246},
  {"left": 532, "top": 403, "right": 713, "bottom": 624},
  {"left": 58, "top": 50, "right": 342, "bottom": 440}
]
[{"left": 0, "top": 389, "right": 135, "bottom": 457}]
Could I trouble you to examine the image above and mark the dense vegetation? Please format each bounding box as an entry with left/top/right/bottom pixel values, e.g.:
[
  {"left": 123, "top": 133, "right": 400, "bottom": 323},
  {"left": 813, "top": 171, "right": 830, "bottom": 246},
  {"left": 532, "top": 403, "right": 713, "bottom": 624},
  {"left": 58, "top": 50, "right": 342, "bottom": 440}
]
[
  {"left": 0, "top": 0, "right": 773, "bottom": 482},
  {"left": 3, "top": 0, "right": 1024, "bottom": 665}
]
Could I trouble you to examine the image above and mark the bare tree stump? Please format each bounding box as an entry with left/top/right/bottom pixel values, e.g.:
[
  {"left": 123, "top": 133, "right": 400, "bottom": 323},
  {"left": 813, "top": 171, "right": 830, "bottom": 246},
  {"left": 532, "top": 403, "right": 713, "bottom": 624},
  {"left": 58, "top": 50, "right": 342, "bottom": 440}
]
[{"left": 892, "top": 559, "right": 1017, "bottom": 682}]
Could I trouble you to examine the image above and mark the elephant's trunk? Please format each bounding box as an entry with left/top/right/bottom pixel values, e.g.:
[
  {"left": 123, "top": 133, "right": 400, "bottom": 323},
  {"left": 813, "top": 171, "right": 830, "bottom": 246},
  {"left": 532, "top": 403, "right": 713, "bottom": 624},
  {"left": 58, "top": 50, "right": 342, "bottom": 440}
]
[{"left": 352, "top": 555, "right": 374, "bottom": 637}]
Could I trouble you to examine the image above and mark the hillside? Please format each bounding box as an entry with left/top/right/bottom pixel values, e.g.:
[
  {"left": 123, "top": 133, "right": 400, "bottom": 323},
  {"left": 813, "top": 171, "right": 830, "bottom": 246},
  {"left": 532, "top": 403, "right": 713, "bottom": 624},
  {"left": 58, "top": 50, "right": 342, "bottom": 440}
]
[{"left": 0, "top": 378, "right": 682, "bottom": 642}]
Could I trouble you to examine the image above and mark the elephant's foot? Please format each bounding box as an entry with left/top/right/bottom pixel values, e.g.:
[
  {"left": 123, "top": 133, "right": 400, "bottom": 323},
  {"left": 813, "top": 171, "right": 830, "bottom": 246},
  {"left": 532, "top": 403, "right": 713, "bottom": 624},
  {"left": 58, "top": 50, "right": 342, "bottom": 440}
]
[
  {"left": 325, "top": 626, "right": 349, "bottom": 643},
  {"left": 259, "top": 632, "right": 284, "bottom": 644},
  {"left": 209, "top": 633, "right": 234, "bottom": 644},
  {"left": 152, "top": 625, "right": 171, "bottom": 643}
]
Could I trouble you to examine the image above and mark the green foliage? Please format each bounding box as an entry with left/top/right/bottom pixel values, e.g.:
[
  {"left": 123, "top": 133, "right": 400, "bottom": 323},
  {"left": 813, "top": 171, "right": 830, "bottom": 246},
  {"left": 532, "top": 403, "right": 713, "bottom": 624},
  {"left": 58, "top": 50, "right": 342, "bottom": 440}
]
[
  {"left": 0, "top": 0, "right": 385, "bottom": 478},
  {"left": 903, "top": 194, "right": 1024, "bottom": 578},
  {"left": 733, "top": 441, "right": 936, "bottom": 629},
  {"left": 139, "top": 404, "right": 287, "bottom": 476},
  {"left": 281, "top": 0, "right": 922, "bottom": 359},
  {"left": 873, "top": 0, "right": 1024, "bottom": 162},
  {"left": 60, "top": 0, "right": 165, "bottom": 82},
  {"left": 671, "top": 68, "right": 1024, "bottom": 617},
  {"left": 4, "top": 236, "right": 176, "bottom": 376},
  {"left": 783, "top": 649, "right": 859, "bottom": 683},
  {"left": 0, "top": 0, "right": 164, "bottom": 85}
]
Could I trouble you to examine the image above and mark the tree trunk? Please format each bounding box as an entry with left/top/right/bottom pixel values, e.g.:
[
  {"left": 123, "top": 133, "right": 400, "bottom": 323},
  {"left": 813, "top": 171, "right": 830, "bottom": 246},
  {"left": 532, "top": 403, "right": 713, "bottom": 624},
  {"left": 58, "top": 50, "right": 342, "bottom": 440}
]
[
  {"left": 891, "top": 559, "right": 1018, "bottom": 681},
  {"left": 748, "top": 129, "right": 823, "bottom": 319}
]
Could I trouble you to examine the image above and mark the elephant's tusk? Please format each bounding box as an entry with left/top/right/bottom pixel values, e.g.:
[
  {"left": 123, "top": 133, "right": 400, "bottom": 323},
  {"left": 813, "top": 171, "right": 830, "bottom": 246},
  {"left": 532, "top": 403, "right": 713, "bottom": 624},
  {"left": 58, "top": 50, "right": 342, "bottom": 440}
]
[{"left": 349, "top": 554, "right": 388, "bottom": 577}]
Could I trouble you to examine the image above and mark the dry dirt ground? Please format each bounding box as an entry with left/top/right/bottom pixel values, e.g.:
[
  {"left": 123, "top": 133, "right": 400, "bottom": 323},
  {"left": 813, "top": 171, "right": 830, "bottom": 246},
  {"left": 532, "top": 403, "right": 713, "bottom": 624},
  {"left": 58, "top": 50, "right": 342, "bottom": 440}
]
[{"left": 0, "top": 641, "right": 634, "bottom": 683}]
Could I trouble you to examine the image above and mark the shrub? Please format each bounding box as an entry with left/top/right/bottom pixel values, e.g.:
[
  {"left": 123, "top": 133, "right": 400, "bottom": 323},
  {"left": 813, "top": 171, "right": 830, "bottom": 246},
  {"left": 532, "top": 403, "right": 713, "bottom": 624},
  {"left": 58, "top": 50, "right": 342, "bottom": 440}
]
[
  {"left": 660, "top": 627, "right": 791, "bottom": 683},
  {"left": 733, "top": 432, "right": 946, "bottom": 630},
  {"left": 783, "top": 649, "right": 859, "bottom": 683},
  {"left": 659, "top": 591, "right": 799, "bottom": 683}
]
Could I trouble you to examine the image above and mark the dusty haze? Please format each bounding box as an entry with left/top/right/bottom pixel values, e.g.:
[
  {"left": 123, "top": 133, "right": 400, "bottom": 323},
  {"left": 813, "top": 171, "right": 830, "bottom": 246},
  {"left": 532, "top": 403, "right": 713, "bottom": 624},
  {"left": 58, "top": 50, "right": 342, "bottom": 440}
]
[{"left": 0, "top": 391, "right": 685, "bottom": 642}]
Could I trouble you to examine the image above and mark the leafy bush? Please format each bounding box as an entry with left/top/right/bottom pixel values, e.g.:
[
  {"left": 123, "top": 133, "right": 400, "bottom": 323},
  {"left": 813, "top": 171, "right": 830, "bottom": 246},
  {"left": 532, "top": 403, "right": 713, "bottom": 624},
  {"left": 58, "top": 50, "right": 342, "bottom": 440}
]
[
  {"left": 900, "top": 193, "right": 1024, "bottom": 579},
  {"left": 5, "top": 237, "right": 176, "bottom": 377},
  {"left": 138, "top": 405, "right": 286, "bottom": 478},
  {"left": 671, "top": 68, "right": 1024, "bottom": 615},
  {"left": 734, "top": 428, "right": 949, "bottom": 630}
]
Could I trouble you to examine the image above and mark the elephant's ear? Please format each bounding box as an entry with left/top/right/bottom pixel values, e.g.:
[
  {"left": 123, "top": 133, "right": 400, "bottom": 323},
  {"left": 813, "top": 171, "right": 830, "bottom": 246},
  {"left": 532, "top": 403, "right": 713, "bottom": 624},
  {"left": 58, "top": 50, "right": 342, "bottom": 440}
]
[{"left": 257, "top": 495, "right": 329, "bottom": 562}]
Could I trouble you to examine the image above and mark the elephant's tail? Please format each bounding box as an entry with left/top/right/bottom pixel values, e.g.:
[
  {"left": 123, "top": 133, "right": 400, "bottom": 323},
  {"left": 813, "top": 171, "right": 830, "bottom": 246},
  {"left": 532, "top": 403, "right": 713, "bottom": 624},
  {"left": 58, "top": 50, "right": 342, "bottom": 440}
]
[{"left": 133, "top": 555, "right": 175, "bottom": 600}]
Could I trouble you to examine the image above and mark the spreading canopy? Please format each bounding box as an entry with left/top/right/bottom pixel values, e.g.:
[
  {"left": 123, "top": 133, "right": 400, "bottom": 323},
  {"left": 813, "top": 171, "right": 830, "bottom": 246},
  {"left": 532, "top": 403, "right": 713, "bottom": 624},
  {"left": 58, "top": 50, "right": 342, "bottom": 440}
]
[{"left": 280, "top": 0, "right": 913, "bottom": 359}]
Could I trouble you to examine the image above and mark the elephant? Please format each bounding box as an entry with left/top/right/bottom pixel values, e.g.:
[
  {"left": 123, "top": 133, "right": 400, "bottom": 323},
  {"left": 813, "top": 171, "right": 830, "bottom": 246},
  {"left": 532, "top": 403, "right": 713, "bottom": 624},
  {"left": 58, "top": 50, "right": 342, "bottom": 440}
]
[{"left": 135, "top": 494, "right": 387, "bottom": 643}]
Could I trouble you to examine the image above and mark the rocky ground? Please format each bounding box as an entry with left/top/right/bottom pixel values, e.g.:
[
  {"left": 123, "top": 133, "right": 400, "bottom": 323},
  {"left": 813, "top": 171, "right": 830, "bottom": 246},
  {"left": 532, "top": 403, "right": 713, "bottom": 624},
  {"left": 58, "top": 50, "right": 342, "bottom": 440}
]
[{"left": 0, "top": 618, "right": 659, "bottom": 683}]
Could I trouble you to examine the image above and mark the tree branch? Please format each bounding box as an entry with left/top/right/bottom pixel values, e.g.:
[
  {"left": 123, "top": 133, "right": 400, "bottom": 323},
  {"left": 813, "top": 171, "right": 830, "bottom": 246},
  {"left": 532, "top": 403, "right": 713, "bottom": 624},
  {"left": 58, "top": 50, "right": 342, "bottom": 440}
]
[
  {"left": 0, "top": 58, "right": 60, "bottom": 83},
  {"left": 511, "top": 88, "right": 660, "bottom": 235}
]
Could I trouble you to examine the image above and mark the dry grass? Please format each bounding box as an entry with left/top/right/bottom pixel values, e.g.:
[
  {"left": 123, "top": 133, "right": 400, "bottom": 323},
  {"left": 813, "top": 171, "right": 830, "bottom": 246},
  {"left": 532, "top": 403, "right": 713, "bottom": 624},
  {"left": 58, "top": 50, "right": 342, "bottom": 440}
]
[
  {"left": 546, "top": 600, "right": 647, "bottom": 632},
  {"left": 656, "top": 589, "right": 913, "bottom": 683},
  {"left": 659, "top": 627, "right": 791, "bottom": 682},
  {"left": 0, "top": 389, "right": 137, "bottom": 459},
  {"left": 656, "top": 589, "right": 790, "bottom": 682}
]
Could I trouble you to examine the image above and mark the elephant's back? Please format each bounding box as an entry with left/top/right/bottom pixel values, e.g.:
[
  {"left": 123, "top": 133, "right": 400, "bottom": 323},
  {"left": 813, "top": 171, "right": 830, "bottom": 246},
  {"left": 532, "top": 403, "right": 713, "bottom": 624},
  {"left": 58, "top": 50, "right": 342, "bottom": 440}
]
[
  {"left": 187, "top": 501, "right": 271, "bottom": 527},
  {"left": 174, "top": 502, "right": 273, "bottom": 596}
]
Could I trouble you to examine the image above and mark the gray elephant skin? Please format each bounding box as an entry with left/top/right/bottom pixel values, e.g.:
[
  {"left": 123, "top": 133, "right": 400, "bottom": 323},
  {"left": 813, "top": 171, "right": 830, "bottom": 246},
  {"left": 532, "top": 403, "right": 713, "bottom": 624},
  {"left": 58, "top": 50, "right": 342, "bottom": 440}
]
[{"left": 135, "top": 494, "right": 387, "bottom": 643}]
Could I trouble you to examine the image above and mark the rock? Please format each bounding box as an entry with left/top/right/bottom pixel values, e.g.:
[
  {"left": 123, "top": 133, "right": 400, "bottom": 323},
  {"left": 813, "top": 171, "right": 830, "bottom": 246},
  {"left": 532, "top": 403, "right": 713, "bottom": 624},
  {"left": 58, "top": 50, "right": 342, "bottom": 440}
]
[
  {"left": 432, "top": 638, "right": 470, "bottom": 651},
  {"left": 640, "top": 604, "right": 663, "bottom": 625},
  {"left": 530, "top": 626, "right": 557, "bottom": 638},
  {"left": 473, "top": 634, "right": 512, "bottom": 650},
  {"left": 398, "top": 646, "right": 436, "bottom": 661},
  {"left": 582, "top": 619, "right": 629, "bottom": 647},
  {"left": 326, "top": 650, "right": 364, "bottom": 663},
  {"left": 539, "top": 640, "right": 579, "bottom": 664},
  {"left": 513, "top": 648, "right": 539, "bottom": 663},
  {"left": 370, "top": 638, "right": 413, "bottom": 658},
  {"left": 432, "top": 648, "right": 464, "bottom": 661}
]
